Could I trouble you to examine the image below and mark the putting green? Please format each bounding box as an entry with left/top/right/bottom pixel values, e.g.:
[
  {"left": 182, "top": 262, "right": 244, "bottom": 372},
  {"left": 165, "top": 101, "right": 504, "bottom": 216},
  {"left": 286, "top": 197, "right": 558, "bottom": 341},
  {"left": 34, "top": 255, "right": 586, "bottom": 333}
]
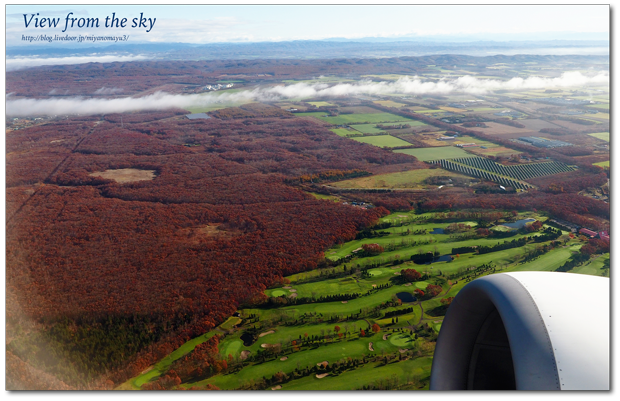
[
  {"left": 389, "top": 333, "right": 414, "bottom": 347},
  {"left": 271, "top": 290, "right": 286, "bottom": 297},
  {"left": 223, "top": 340, "right": 243, "bottom": 357},
  {"left": 415, "top": 281, "right": 429, "bottom": 289},
  {"left": 368, "top": 269, "right": 385, "bottom": 277}
]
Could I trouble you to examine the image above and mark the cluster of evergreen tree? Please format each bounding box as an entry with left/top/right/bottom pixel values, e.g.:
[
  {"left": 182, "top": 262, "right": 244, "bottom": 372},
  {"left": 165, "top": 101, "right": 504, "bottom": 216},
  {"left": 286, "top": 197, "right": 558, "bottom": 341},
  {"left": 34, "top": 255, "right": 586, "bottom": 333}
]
[
  {"left": 384, "top": 307, "right": 414, "bottom": 318},
  {"left": 410, "top": 251, "right": 440, "bottom": 264},
  {"left": 478, "top": 237, "right": 528, "bottom": 254},
  {"left": 451, "top": 246, "right": 477, "bottom": 255},
  {"left": 532, "top": 227, "right": 562, "bottom": 242},
  {"left": 555, "top": 252, "right": 591, "bottom": 272}
]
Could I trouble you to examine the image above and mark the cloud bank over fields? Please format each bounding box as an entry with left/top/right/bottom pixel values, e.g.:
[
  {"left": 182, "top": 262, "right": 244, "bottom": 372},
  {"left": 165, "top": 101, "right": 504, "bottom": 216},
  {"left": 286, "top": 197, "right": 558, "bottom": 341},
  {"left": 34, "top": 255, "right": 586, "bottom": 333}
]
[
  {"left": 6, "top": 54, "right": 149, "bottom": 71},
  {"left": 6, "top": 71, "right": 608, "bottom": 117}
]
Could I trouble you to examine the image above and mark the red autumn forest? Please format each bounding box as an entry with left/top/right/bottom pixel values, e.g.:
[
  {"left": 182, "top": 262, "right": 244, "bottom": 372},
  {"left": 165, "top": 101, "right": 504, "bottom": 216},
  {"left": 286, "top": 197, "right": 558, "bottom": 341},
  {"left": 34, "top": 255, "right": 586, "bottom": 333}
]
[{"left": 6, "top": 102, "right": 610, "bottom": 389}]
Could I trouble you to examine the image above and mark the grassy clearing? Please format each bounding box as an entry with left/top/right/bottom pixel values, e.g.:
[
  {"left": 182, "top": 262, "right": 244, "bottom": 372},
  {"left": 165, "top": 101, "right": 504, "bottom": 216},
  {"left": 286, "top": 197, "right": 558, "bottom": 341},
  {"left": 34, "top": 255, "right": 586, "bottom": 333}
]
[
  {"left": 89, "top": 169, "right": 156, "bottom": 183},
  {"left": 594, "top": 161, "right": 610, "bottom": 168},
  {"left": 350, "top": 135, "right": 413, "bottom": 148},
  {"left": 394, "top": 147, "right": 476, "bottom": 161},
  {"left": 329, "top": 168, "right": 471, "bottom": 189},
  {"left": 306, "top": 192, "right": 341, "bottom": 201},
  {"left": 589, "top": 132, "right": 610, "bottom": 142}
]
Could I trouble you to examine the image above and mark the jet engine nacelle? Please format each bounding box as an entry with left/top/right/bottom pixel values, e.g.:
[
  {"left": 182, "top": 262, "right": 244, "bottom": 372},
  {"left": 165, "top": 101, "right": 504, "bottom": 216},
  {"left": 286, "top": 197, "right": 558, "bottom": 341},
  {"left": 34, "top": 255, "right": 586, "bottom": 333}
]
[{"left": 430, "top": 272, "right": 609, "bottom": 390}]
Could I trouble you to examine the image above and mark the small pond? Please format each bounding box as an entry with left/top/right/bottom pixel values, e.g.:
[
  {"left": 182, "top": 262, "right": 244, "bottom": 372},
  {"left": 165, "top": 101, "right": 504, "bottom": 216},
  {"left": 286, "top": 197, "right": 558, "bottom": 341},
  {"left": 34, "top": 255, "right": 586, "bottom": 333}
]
[
  {"left": 396, "top": 292, "right": 417, "bottom": 303},
  {"left": 501, "top": 218, "right": 536, "bottom": 229},
  {"left": 431, "top": 228, "right": 445, "bottom": 234}
]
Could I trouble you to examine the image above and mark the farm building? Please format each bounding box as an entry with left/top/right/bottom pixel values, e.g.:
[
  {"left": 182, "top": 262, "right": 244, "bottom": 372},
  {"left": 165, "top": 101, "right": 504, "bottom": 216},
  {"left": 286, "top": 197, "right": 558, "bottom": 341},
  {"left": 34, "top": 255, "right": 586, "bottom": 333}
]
[
  {"left": 599, "top": 231, "right": 610, "bottom": 241},
  {"left": 579, "top": 228, "right": 598, "bottom": 238}
]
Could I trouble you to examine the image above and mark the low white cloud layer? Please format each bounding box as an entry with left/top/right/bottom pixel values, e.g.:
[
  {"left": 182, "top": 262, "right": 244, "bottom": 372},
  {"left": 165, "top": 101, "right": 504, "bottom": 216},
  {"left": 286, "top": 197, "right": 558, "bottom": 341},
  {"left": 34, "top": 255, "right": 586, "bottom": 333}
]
[
  {"left": 6, "top": 71, "right": 608, "bottom": 117},
  {"left": 6, "top": 54, "right": 149, "bottom": 71}
]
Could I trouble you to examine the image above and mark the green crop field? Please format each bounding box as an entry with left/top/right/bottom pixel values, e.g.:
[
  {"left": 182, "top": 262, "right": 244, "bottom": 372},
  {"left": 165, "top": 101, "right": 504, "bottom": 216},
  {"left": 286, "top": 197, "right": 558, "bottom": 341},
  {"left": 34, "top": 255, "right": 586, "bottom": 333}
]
[
  {"left": 349, "top": 124, "right": 384, "bottom": 134},
  {"left": 121, "top": 210, "right": 605, "bottom": 391},
  {"left": 594, "top": 161, "right": 609, "bottom": 168},
  {"left": 394, "top": 147, "right": 476, "bottom": 161},
  {"left": 589, "top": 132, "right": 610, "bottom": 142},
  {"left": 586, "top": 104, "right": 610, "bottom": 110},
  {"left": 374, "top": 100, "right": 407, "bottom": 108},
  {"left": 298, "top": 112, "right": 413, "bottom": 125},
  {"left": 350, "top": 135, "right": 413, "bottom": 148},
  {"left": 330, "top": 128, "right": 355, "bottom": 137},
  {"left": 329, "top": 168, "right": 472, "bottom": 189}
]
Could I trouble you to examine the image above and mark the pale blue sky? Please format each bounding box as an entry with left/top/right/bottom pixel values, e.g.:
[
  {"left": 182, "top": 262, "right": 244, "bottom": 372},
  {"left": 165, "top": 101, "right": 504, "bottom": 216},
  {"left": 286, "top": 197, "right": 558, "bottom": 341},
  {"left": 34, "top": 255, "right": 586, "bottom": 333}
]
[{"left": 6, "top": 4, "right": 609, "bottom": 46}]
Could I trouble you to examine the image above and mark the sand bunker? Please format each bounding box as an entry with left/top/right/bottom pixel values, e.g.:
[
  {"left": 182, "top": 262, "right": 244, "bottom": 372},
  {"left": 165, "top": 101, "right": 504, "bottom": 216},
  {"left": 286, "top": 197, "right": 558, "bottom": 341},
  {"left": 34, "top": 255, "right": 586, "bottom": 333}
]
[
  {"left": 372, "top": 284, "right": 377, "bottom": 288},
  {"left": 271, "top": 385, "right": 282, "bottom": 390},
  {"left": 288, "top": 293, "right": 298, "bottom": 298},
  {"left": 317, "top": 361, "right": 328, "bottom": 367},
  {"left": 404, "top": 283, "right": 412, "bottom": 286},
  {"left": 369, "top": 342, "right": 374, "bottom": 351},
  {"left": 261, "top": 343, "right": 280, "bottom": 349},
  {"left": 283, "top": 286, "right": 292, "bottom": 289},
  {"left": 259, "top": 330, "right": 275, "bottom": 338},
  {"left": 394, "top": 272, "right": 401, "bottom": 275},
  {"left": 316, "top": 373, "right": 329, "bottom": 379},
  {"left": 89, "top": 168, "right": 156, "bottom": 183},
  {"left": 399, "top": 349, "right": 408, "bottom": 354},
  {"left": 383, "top": 333, "right": 390, "bottom": 340},
  {"left": 341, "top": 300, "right": 348, "bottom": 304},
  {"left": 280, "top": 356, "right": 288, "bottom": 361},
  {"left": 240, "top": 350, "right": 251, "bottom": 361},
  {"left": 289, "top": 289, "right": 297, "bottom": 293}
]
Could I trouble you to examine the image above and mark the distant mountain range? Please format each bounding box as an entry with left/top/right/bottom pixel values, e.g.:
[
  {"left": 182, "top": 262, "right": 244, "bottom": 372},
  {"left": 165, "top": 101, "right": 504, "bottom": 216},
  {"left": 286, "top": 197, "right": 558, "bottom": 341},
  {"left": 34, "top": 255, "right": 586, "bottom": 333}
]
[{"left": 6, "top": 39, "right": 609, "bottom": 60}]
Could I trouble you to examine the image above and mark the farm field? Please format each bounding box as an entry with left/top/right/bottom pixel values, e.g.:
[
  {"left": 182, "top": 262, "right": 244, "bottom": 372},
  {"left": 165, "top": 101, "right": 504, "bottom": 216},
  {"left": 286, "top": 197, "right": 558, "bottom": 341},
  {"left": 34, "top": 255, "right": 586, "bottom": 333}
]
[
  {"left": 121, "top": 210, "right": 606, "bottom": 391},
  {"left": 350, "top": 135, "right": 413, "bottom": 148},
  {"left": 297, "top": 112, "right": 414, "bottom": 125},
  {"left": 349, "top": 124, "right": 383, "bottom": 134},
  {"left": 394, "top": 146, "right": 476, "bottom": 161},
  {"left": 587, "top": 104, "right": 610, "bottom": 110},
  {"left": 330, "top": 128, "right": 357, "bottom": 137},
  {"left": 329, "top": 169, "right": 472, "bottom": 189},
  {"left": 374, "top": 100, "right": 407, "bottom": 108},
  {"left": 308, "top": 101, "right": 337, "bottom": 107},
  {"left": 589, "top": 132, "right": 610, "bottom": 142}
]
